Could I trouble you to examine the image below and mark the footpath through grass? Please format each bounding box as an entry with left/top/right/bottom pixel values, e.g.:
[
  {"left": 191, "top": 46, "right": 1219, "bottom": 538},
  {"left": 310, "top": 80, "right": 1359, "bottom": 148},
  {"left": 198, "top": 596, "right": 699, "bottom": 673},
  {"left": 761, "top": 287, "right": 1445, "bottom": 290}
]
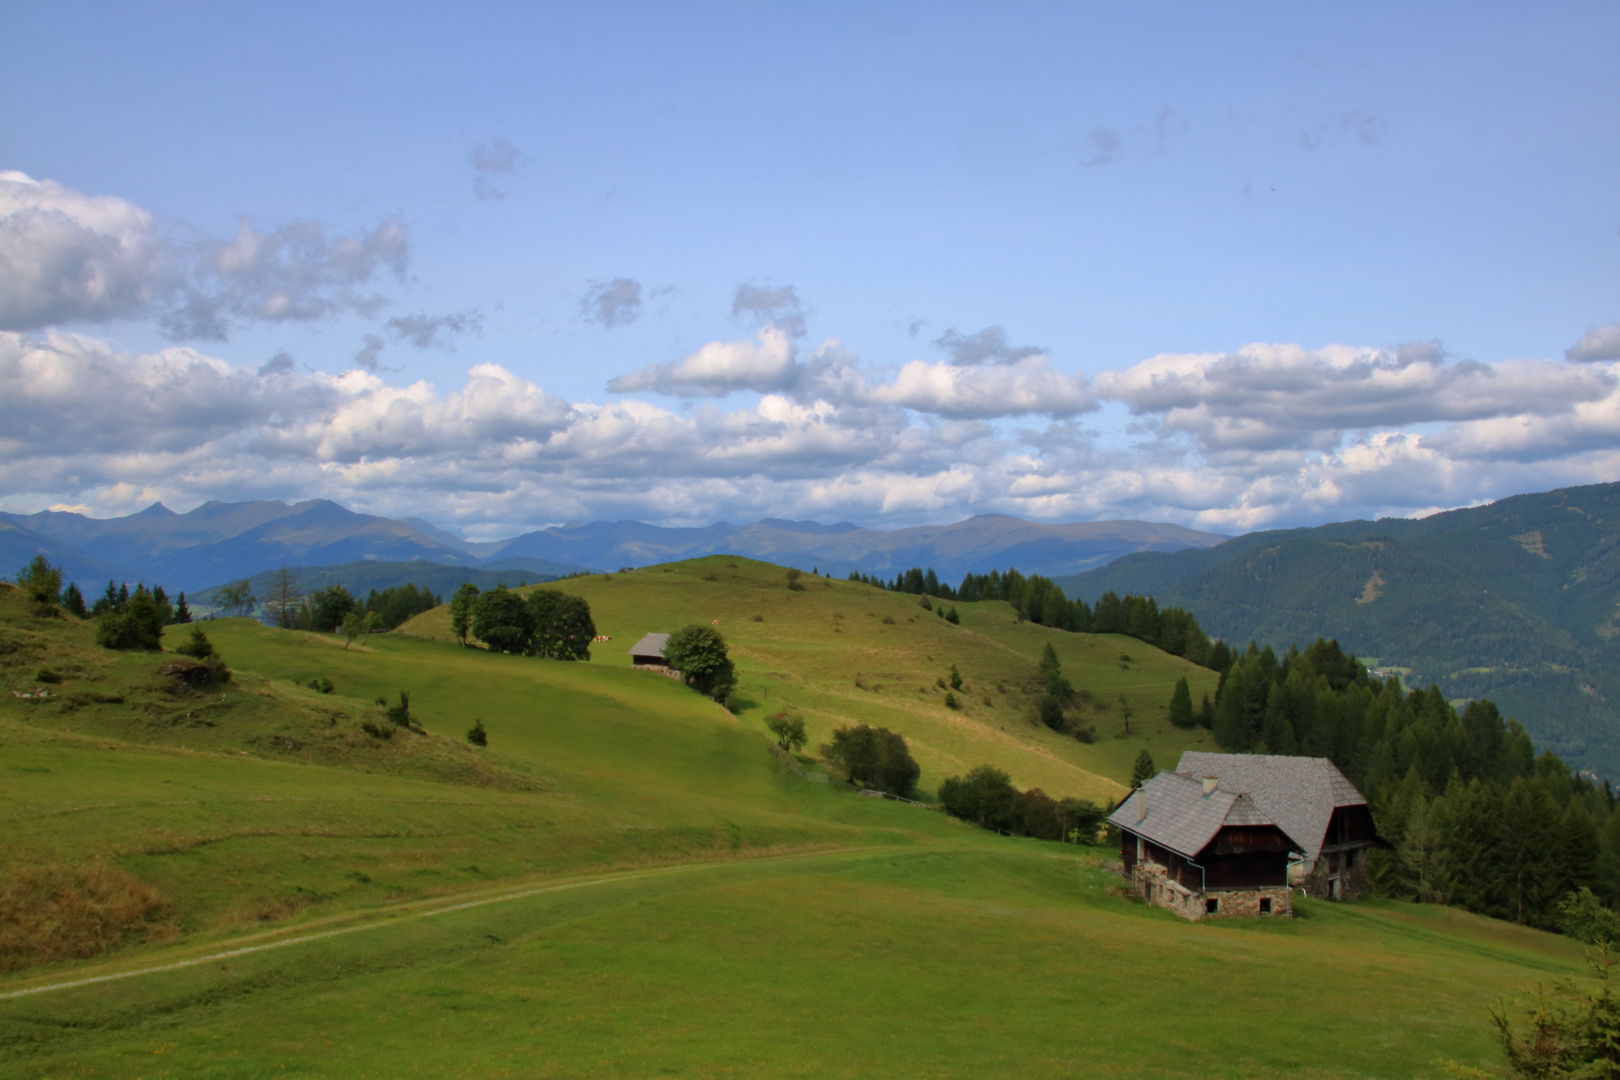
[{"left": 0, "top": 840, "right": 1587, "bottom": 1079}]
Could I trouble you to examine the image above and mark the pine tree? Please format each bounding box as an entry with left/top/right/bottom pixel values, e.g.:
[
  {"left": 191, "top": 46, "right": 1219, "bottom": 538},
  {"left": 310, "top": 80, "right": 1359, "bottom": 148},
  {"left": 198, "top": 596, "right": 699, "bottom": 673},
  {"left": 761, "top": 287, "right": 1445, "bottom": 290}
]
[
  {"left": 173, "top": 592, "right": 191, "bottom": 623},
  {"left": 1168, "top": 676, "right": 1194, "bottom": 728},
  {"left": 62, "top": 582, "right": 87, "bottom": 618},
  {"left": 1130, "top": 749, "right": 1156, "bottom": 788}
]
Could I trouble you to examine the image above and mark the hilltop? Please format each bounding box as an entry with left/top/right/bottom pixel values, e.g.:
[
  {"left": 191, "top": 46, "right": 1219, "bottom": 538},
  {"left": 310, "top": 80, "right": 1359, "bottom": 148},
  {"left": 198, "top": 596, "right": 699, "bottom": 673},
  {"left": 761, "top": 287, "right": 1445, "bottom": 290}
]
[{"left": 1063, "top": 480, "right": 1620, "bottom": 776}]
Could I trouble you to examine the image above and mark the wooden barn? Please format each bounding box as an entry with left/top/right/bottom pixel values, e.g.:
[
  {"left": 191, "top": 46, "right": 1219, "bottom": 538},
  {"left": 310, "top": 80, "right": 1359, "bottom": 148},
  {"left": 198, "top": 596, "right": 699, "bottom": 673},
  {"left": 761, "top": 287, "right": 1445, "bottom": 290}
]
[
  {"left": 1176, "top": 752, "right": 1387, "bottom": 901},
  {"left": 1109, "top": 770, "right": 1296, "bottom": 920},
  {"left": 626, "top": 632, "right": 672, "bottom": 670}
]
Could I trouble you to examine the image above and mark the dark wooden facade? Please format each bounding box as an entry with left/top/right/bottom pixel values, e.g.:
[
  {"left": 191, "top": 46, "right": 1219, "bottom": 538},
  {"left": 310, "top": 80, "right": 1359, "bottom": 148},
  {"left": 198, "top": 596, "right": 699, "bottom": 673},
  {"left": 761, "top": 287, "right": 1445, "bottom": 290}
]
[{"left": 1122, "top": 823, "right": 1294, "bottom": 893}]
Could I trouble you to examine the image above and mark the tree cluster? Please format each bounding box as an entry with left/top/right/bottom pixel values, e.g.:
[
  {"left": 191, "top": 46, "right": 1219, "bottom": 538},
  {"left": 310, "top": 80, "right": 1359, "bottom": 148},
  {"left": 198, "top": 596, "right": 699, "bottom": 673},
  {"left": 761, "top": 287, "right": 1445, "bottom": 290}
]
[
  {"left": 823, "top": 723, "right": 920, "bottom": 797},
  {"left": 93, "top": 584, "right": 173, "bottom": 650},
  {"left": 444, "top": 583, "right": 597, "bottom": 659},
  {"left": 846, "top": 565, "right": 1223, "bottom": 670},
  {"left": 1209, "top": 635, "right": 1620, "bottom": 934},
  {"left": 938, "top": 764, "right": 1108, "bottom": 843}
]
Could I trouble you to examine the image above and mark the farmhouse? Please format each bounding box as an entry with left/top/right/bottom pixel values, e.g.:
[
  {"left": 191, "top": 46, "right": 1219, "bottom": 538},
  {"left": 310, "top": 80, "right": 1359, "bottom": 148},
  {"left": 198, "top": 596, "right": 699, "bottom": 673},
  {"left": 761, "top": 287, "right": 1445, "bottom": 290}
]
[
  {"left": 627, "top": 632, "right": 672, "bottom": 670},
  {"left": 1109, "top": 770, "right": 1296, "bottom": 920},
  {"left": 1176, "top": 752, "right": 1386, "bottom": 901},
  {"left": 1109, "top": 753, "right": 1387, "bottom": 920}
]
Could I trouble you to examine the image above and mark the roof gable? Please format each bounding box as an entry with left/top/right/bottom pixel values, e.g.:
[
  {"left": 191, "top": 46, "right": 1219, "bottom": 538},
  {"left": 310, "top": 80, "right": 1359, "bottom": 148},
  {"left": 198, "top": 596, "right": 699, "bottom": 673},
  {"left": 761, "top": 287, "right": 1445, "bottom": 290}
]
[
  {"left": 1174, "top": 752, "right": 1367, "bottom": 859},
  {"left": 1107, "top": 771, "right": 1276, "bottom": 859},
  {"left": 627, "top": 632, "right": 670, "bottom": 658}
]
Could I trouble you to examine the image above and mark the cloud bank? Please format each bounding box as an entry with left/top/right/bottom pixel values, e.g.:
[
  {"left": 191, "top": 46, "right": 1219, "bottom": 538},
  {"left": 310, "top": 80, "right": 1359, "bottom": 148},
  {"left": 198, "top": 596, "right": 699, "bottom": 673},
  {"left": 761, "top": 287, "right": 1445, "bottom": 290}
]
[{"left": 4, "top": 326, "right": 1617, "bottom": 537}]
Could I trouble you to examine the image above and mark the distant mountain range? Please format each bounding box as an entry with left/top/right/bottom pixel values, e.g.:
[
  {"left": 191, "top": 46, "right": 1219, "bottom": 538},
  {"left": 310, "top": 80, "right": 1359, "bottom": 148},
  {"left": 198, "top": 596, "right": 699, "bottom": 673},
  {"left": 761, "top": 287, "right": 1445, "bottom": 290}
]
[
  {"left": 0, "top": 499, "right": 1227, "bottom": 595},
  {"left": 1061, "top": 481, "right": 1620, "bottom": 777}
]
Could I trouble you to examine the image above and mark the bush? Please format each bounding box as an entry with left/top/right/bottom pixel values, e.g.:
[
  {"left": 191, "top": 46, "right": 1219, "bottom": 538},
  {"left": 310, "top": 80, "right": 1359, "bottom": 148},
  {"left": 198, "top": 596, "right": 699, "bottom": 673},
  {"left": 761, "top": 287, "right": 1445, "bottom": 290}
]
[
  {"left": 361, "top": 721, "right": 392, "bottom": 740},
  {"left": 466, "top": 719, "right": 488, "bottom": 747},
  {"left": 35, "top": 666, "right": 61, "bottom": 684},
  {"left": 786, "top": 567, "right": 805, "bottom": 591},
  {"left": 307, "top": 677, "right": 335, "bottom": 694},
  {"left": 939, "top": 765, "right": 1016, "bottom": 828},
  {"left": 171, "top": 626, "right": 230, "bottom": 683},
  {"left": 946, "top": 607, "right": 960, "bottom": 625},
  {"left": 385, "top": 691, "right": 411, "bottom": 728},
  {"left": 824, "top": 723, "right": 919, "bottom": 796},
  {"left": 944, "top": 691, "right": 958, "bottom": 710}
]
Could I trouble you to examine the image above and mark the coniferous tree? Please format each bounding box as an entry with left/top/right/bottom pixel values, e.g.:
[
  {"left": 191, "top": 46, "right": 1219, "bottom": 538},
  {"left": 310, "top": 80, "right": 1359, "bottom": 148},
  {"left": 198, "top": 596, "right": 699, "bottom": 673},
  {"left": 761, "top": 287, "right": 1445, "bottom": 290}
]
[
  {"left": 61, "top": 582, "right": 87, "bottom": 619},
  {"left": 1168, "top": 676, "right": 1194, "bottom": 729},
  {"left": 173, "top": 592, "right": 191, "bottom": 623},
  {"left": 1130, "top": 749, "right": 1156, "bottom": 788}
]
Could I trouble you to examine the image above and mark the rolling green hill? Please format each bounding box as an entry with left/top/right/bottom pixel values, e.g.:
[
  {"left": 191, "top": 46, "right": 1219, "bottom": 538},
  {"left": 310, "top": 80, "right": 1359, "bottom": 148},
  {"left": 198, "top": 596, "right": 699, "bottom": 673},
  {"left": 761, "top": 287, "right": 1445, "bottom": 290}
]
[
  {"left": 0, "top": 568, "right": 1596, "bottom": 1077},
  {"left": 1062, "top": 481, "right": 1620, "bottom": 776}
]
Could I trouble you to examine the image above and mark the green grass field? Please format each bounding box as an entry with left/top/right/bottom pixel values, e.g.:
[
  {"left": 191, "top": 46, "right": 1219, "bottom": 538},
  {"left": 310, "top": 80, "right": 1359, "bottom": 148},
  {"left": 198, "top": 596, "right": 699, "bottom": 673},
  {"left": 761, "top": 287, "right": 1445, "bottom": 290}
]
[{"left": 0, "top": 567, "right": 1591, "bottom": 1077}]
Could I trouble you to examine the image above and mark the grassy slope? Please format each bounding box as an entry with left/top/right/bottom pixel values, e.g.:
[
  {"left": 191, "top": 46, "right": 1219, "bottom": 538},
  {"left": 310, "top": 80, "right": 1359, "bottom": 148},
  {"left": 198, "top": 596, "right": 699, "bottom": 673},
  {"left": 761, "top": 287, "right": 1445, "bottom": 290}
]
[
  {"left": 0, "top": 574, "right": 1594, "bottom": 1078},
  {"left": 400, "top": 556, "right": 1222, "bottom": 804}
]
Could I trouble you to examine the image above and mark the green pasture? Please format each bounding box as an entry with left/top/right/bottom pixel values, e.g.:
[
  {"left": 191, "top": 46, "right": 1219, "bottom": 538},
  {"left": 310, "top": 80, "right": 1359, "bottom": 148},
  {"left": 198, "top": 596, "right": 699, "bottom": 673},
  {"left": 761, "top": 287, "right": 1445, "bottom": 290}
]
[
  {"left": 0, "top": 841, "right": 1588, "bottom": 1078},
  {"left": 0, "top": 573, "right": 1588, "bottom": 1077},
  {"left": 399, "top": 557, "right": 1222, "bottom": 803}
]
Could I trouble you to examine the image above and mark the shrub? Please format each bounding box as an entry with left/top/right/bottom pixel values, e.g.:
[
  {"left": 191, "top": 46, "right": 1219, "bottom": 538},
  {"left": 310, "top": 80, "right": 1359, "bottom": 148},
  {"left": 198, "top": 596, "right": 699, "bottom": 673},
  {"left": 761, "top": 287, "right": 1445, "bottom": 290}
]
[
  {"left": 35, "top": 666, "right": 62, "bottom": 684},
  {"left": 944, "top": 691, "right": 958, "bottom": 710},
  {"left": 786, "top": 567, "right": 805, "bottom": 591},
  {"left": 946, "top": 607, "right": 960, "bottom": 625},
  {"left": 307, "top": 677, "right": 335, "bottom": 694},
  {"left": 752, "top": 614, "right": 764, "bottom": 622},
  {"left": 824, "top": 723, "right": 919, "bottom": 796},
  {"left": 949, "top": 664, "right": 963, "bottom": 690},
  {"left": 466, "top": 719, "right": 488, "bottom": 747},
  {"left": 881, "top": 615, "right": 895, "bottom": 625},
  {"left": 385, "top": 691, "right": 411, "bottom": 728},
  {"left": 361, "top": 721, "right": 392, "bottom": 740},
  {"left": 172, "top": 626, "right": 231, "bottom": 683}
]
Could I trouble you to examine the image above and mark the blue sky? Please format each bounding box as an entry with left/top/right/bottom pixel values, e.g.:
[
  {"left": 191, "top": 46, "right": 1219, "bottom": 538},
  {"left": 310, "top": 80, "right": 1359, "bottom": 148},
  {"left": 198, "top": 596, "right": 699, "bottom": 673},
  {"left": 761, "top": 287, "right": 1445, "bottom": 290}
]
[{"left": 2, "top": 2, "right": 1617, "bottom": 539}]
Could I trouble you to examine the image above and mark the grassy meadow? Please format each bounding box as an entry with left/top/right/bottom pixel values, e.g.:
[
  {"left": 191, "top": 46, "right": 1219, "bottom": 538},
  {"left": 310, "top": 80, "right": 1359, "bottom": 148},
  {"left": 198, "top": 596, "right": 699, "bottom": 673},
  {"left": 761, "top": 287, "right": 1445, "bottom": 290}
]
[{"left": 0, "top": 565, "right": 1592, "bottom": 1077}]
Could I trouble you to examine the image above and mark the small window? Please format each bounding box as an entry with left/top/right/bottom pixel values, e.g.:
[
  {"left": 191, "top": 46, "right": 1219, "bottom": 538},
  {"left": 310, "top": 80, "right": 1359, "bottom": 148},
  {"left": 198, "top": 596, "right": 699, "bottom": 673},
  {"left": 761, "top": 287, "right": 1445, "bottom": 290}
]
[
  {"left": 1259, "top": 897, "right": 1272, "bottom": 914},
  {"left": 1205, "top": 898, "right": 1219, "bottom": 915}
]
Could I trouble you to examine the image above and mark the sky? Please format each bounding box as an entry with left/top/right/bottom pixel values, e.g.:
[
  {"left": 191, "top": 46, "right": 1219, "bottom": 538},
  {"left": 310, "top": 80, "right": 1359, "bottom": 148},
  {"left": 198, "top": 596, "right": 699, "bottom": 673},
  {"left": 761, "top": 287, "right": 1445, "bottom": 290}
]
[{"left": 1, "top": 2, "right": 1617, "bottom": 541}]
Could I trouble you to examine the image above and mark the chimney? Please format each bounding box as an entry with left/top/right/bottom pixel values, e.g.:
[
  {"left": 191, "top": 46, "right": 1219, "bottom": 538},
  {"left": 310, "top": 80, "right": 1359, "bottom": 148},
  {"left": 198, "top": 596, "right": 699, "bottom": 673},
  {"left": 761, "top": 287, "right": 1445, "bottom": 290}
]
[
  {"left": 1202, "top": 775, "right": 1218, "bottom": 796},
  {"left": 1137, "top": 790, "right": 1146, "bottom": 822}
]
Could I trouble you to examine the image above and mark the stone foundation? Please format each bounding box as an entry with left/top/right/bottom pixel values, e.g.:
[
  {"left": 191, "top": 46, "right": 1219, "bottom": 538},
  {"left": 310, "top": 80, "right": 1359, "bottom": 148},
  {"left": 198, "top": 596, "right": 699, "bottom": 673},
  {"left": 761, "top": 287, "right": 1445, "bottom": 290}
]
[
  {"left": 1132, "top": 863, "right": 1291, "bottom": 921},
  {"left": 1298, "top": 847, "right": 1370, "bottom": 901}
]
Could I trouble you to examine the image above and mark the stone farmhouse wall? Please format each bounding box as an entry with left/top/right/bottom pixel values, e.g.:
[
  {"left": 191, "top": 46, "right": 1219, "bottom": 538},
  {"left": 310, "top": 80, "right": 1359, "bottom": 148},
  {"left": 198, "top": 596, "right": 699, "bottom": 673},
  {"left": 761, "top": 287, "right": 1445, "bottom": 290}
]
[{"left": 1132, "top": 863, "right": 1291, "bottom": 921}]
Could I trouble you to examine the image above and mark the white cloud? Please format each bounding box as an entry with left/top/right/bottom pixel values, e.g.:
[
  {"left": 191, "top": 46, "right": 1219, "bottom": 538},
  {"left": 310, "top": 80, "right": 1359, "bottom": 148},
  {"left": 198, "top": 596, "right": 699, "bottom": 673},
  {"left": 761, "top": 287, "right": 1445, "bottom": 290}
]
[
  {"left": 1097, "top": 341, "right": 1614, "bottom": 452},
  {"left": 0, "top": 171, "right": 409, "bottom": 340},
  {"left": 1568, "top": 323, "right": 1620, "bottom": 363},
  {"left": 864, "top": 356, "right": 1095, "bottom": 418},
  {"left": 608, "top": 327, "right": 800, "bottom": 396}
]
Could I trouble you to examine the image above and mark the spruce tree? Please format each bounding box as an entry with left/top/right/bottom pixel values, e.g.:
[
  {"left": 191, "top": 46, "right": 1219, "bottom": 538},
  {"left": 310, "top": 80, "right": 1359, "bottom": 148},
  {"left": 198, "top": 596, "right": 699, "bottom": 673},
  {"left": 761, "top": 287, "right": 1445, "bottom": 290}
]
[
  {"left": 1130, "top": 749, "right": 1156, "bottom": 788},
  {"left": 1168, "top": 676, "right": 1194, "bottom": 728}
]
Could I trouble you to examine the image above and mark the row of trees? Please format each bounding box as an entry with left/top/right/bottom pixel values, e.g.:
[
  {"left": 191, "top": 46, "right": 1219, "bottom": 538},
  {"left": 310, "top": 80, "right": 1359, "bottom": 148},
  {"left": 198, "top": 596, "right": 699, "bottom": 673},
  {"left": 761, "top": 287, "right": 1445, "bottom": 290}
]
[
  {"left": 447, "top": 583, "right": 597, "bottom": 660},
  {"left": 845, "top": 565, "right": 1224, "bottom": 671},
  {"left": 938, "top": 763, "right": 1110, "bottom": 843},
  {"left": 1204, "top": 636, "right": 1620, "bottom": 931}
]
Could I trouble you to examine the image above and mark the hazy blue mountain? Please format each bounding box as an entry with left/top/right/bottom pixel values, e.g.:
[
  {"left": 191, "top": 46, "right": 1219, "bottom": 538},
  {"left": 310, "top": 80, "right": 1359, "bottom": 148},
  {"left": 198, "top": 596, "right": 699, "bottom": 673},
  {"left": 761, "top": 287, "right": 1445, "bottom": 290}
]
[
  {"left": 5, "top": 498, "right": 1225, "bottom": 604},
  {"left": 1060, "top": 481, "right": 1620, "bottom": 776},
  {"left": 494, "top": 514, "right": 1226, "bottom": 581},
  {"left": 0, "top": 519, "right": 138, "bottom": 590}
]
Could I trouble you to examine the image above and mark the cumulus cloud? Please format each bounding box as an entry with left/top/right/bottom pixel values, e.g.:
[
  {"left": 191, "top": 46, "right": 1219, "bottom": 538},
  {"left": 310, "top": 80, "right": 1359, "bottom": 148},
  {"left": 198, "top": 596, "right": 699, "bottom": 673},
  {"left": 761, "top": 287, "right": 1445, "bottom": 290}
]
[
  {"left": 5, "top": 327, "right": 1619, "bottom": 539},
  {"left": 0, "top": 170, "right": 409, "bottom": 340},
  {"left": 864, "top": 357, "right": 1095, "bottom": 418},
  {"left": 470, "top": 137, "right": 523, "bottom": 202},
  {"left": 609, "top": 328, "right": 799, "bottom": 397},
  {"left": 581, "top": 278, "right": 643, "bottom": 328},
  {"left": 1097, "top": 341, "right": 1614, "bottom": 453},
  {"left": 385, "top": 310, "right": 483, "bottom": 349},
  {"left": 732, "top": 283, "right": 806, "bottom": 338},
  {"left": 1567, "top": 323, "right": 1620, "bottom": 363},
  {"left": 933, "top": 325, "right": 1044, "bottom": 365}
]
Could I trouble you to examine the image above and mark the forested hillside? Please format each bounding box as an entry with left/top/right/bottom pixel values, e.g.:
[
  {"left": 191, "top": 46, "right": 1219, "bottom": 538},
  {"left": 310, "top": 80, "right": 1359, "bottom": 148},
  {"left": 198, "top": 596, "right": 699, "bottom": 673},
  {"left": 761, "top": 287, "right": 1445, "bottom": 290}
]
[{"left": 1061, "top": 482, "right": 1620, "bottom": 777}]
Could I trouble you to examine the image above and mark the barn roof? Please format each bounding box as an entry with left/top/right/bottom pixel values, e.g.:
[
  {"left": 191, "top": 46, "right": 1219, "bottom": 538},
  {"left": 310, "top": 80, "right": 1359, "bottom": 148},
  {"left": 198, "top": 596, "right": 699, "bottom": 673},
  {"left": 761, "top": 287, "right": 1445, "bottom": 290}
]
[
  {"left": 627, "top": 632, "right": 670, "bottom": 658},
  {"left": 1174, "top": 752, "right": 1366, "bottom": 860},
  {"left": 1107, "top": 770, "right": 1276, "bottom": 859}
]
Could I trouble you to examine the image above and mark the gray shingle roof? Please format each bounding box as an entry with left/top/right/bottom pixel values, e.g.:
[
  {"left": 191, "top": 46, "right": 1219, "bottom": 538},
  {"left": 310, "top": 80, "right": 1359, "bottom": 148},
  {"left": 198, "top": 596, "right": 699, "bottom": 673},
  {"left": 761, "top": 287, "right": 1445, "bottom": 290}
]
[
  {"left": 1106, "top": 770, "right": 1276, "bottom": 859},
  {"left": 1174, "top": 752, "right": 1366, "bottom": 859},
  {"left": 627, "top": 632, "right": 670, "bottom": 659}
]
